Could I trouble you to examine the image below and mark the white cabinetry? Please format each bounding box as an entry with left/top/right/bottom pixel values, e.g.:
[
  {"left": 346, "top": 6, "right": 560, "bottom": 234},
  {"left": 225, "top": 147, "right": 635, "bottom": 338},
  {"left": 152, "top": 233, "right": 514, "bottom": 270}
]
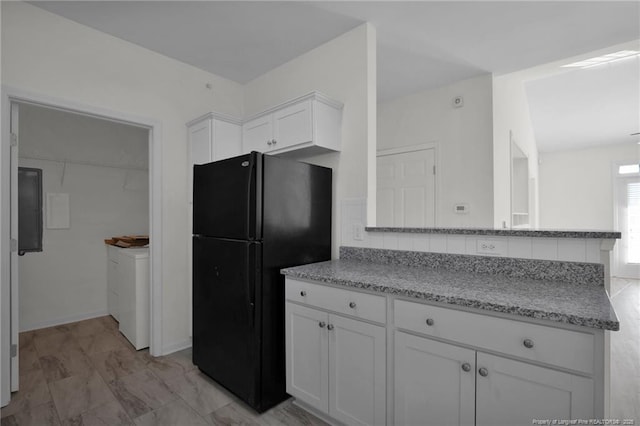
[
  {"left": 394, "top": 299, "right": 598, "bottom": 426},
  {"left": 187, "top": 113, "right": 242, "bottom": 166},
  {"left": 475, "top": 353, "right": 593, "bottom": 426},
  {"left": 117, "top": 249, "right": 149, "bottom": 350},
  {"left": 105, "top": 246, "right": 149, "bottom": 350},
  {"left": 394, "top": 332, "right": 475, "bottom": 426},
  {"left": 284, "top": 278, "right": 604, "bottom": 426},
  {"left": 106, "top": 245, "right": 120, "bottom": 321},
  {"left": 285, "top": 279, "right": 386, "bottom": 426},
  {"left": 243, "top": 92, "right": 342, "bottom": 156}
]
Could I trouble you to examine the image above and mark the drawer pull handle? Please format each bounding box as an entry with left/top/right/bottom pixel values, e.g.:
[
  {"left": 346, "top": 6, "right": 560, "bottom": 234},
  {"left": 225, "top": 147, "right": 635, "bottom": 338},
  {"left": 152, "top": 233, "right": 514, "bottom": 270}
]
[
  {"left": 425, "top": 318, "right": 435, "bottom": 326},
  {"left": 349, "top": 302, "right": 356, "bottom": 309},
  {"left": 300, "top": 291, "right": 307, "bottom": 297},
  {"left": 461, "top": 363, "right": 471, "bottom": 372},
  {"left": 478, "top": 367, "right": 488, "bottom": 377},
  {"left": 523, "top": 338, "right": 534, "bottom": 349},
  {"left": 327, "top": 324, "right": 334, "bottom": 331},
  {"left": 318, "top": 321, "right": 326, "bottom": 328}
]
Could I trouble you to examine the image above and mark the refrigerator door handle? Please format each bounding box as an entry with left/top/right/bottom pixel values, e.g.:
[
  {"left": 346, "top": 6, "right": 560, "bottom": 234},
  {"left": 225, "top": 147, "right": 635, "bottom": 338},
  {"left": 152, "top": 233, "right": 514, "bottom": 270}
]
[{"left": 246, "top": 153, "right": 255, "bottom": 239}]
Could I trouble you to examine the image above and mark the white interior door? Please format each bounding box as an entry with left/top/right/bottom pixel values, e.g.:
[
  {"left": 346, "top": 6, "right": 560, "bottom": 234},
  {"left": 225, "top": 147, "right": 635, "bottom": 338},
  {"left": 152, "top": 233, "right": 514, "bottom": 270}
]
[
  {"left": 377, "top": 147, "right": 436, "bottom": 227},
  {"left": 615, "top": 175, "right": 640, "bottom": 278}
]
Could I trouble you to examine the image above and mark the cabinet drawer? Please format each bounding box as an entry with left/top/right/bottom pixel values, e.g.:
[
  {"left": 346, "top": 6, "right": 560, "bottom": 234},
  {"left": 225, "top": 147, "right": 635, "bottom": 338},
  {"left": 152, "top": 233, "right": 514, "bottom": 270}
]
[
  {"left": 394, "top": 299, "right": 594, "bottom": 374},
  {"left": 286, "top": 279, "right": 386, "bottom": 324}
]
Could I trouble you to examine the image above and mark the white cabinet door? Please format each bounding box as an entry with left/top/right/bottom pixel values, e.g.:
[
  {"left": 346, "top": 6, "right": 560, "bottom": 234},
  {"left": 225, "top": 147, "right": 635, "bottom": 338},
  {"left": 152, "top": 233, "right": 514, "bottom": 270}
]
[
  {"left": 242, "top": 115, "right": 273, "bottom": 153},
  {"left": 329, "top": 314, "right": 386, "bottom": 426},
  {"left": 286, "top": 303, "right": 329, "bottom": 413},
  {"left": 272, "top": 100, "right": 312, "bottom": 152},
  {"left": 213, "top": 119, "right": 241, "bottom": 161},
  {"left": 189, "top": 119, "right": 213, "bottom": 165},
  {"left": 476, "top": 352, "right": 594, "bottom": 426},
  {"left": 394, "top": 332, "right": 475, "bottom": 426}
]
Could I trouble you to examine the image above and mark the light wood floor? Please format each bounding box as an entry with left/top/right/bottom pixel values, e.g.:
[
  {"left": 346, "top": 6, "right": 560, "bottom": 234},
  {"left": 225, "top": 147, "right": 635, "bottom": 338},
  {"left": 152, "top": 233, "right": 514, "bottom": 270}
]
[
  {"left": 609, "top": 277, "right": 640, "bottom": 421},
  {"left": 0, "top": 316, "right": 327, "bottom": 426}
]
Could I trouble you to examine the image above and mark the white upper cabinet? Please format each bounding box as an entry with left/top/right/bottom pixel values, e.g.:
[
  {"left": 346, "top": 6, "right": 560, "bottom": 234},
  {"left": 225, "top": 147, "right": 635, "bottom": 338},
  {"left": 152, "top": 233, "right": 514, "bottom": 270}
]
[
  {"left": 242, "top": 92, "right": 342, "bottom": 156},
  {"left": 242, "top": 114, "right": 273, "bottom": 154},
  {"left": 187, "top": 113, "right": 242, "bottom": 166}
]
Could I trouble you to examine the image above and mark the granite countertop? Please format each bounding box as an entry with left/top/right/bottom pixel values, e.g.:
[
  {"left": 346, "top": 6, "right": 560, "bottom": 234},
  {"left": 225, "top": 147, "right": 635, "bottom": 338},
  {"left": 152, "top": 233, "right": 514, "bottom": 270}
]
[
  {"left": 281, "top": 259, "right": 619, "bottom": 331},
  {"left": 365, "top": 227, "right": 621, "bottom": 239}
]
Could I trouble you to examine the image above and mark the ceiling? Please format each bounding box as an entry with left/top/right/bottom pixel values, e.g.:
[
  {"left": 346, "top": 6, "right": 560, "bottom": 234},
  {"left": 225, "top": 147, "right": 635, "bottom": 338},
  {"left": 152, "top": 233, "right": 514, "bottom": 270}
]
[
  {"left": 526, "top": 56, "right": 640, "bottom": 152},
  {"left": 28, "top": 1, "right": 640, "bottom": 151}
]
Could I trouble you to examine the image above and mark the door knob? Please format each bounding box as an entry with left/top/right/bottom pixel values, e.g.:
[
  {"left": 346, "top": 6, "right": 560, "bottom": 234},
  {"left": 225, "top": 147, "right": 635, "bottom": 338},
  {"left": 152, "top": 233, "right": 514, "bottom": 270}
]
[
  {"left": 318, "top": 321, "right": 326, "bottom": 328},
  {"left": 426, "top": 318, "right": 435, "bottom": 326},
  {"left": 478, "top": 367, "right": 488, "bottom": 377},
  {"left": 349, "top": 302, "right": 356, "bottom": 309},
  {"left": 327, "top": 324, "right": 334, "bottom": 331},
  {"left": 523, "top": 338, "right": 534, "bottom": 349},
  {"left": 300, "top": 291, "right": 306, "bottom": 297},
  {"left": 461, "top": 363, "right": 471, "bottom": 372}
]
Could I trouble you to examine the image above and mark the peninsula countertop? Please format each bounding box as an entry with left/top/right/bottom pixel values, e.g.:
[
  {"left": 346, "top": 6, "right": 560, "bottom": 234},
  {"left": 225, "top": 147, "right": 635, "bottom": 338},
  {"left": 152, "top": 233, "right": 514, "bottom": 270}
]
[{"left": 281, "top": 259, "right": 619, "bottom": 331}]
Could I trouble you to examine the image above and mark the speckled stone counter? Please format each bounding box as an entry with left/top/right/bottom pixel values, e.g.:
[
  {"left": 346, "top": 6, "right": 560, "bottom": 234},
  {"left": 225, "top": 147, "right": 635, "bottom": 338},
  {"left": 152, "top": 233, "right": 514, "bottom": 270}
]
[
  {"left": 365, "top": 226, "right": 622, "bottom": 239},
  {"left": 281, "top": 258, "right": 619, "bottom": 331}
]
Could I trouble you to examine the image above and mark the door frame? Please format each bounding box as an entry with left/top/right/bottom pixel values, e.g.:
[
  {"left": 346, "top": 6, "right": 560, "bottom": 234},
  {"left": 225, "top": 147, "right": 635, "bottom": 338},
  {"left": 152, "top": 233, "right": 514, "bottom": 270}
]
[
  {"left": 612, "top": 162, "right": 640, "bottom": 278},
  {"left": 1, "top": 86, "right": 164, "bottom": 405},
  {"left": 376, "top": 142, "right": 439, "bottom": 227}
]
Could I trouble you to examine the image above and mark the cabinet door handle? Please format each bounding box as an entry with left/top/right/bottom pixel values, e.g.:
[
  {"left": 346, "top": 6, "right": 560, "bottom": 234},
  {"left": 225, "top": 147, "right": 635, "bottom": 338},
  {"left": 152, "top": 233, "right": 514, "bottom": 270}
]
[
  {"left": 348, "top": 302, "right": 356, "bottom": 309},
  {"left": 426, "top": 318, "right": 435, "bottom": 326},
  {"left": 461, "top": 363, "right": 471, "bottom": 372},
  {"left": 327, "top": 324, "right": 334, "bottom": 331},
  {"left": 300, "top": 291, "right": 307, "bottom": 297},
  {"left": 272, "top": 139, "right": 277, "bottom": 145},
  {"left": 267, "top": 140, "right": 272, "bottom": 146},
  {"left": 318, "top": 321, "right": 326, "bottom": 328},
  {"left": 478, "top": 367, "right": 488, "bottom": 377},
  {"left": 523, "top": 338, "right": 534, "bottom": 349}
]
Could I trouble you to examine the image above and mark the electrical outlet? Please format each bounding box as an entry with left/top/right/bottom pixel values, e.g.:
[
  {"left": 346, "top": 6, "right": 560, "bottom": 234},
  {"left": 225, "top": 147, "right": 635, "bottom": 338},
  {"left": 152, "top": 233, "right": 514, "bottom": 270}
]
[
  {"left": 353, "top": 223, "right": 365, "bottom": 241},
  {"left": 476, "top": 239, "right": 506, "bottom": 256}
]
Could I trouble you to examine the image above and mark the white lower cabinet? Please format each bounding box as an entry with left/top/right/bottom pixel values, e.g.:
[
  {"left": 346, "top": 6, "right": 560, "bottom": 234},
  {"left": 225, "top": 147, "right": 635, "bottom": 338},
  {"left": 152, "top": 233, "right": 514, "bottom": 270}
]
[
  {"left": 106, "top": 246, "right": 149, "bottom": 350},
  {"left": 285, "top": 279, "right": 603, "bottom": 426},
  {"left": 475, "top": 352, "right": 594, "bottom": 426},
  {"left": 394, "top": 332, "right": 475, "bottom": 426},
  {"left": 117, "top": 249, "right": 150, "bottom": 350},
  {"left": 285, "top": 288, "right": 386, "bottom": 426},
  {"left": 286, "top": 303, "right": 329, "bottom": 413},
  {"left": 395, "top": 331, "right": 594, "bottom": 426},
  {"left": 106, "top": 246, "right": 121, "bottom": 321}
]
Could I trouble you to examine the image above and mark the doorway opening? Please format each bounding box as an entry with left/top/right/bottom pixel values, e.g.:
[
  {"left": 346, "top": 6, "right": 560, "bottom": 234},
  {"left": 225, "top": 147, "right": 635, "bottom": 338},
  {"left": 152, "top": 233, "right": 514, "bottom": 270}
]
[
  {"left": 614, "top": 163, "right": 640, "bottom": 279},
  {"left": 1, "top": 89, "right": 163, "bottom": 406}
]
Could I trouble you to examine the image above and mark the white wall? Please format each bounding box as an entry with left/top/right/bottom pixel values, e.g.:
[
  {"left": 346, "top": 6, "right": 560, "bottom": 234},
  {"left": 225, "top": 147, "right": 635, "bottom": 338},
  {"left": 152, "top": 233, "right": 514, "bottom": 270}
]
[
  {"left": 18, "top": 104, "right": 149, "bottom": 331},
  {"left": 539, "top": 142, "right": 639, "bottom": 229},
  {"left": 2, "top": 1, "right": 244, "bottom": 352},
  {"left": 378, "top": 74, "right": 494, "bottom": 227},
  {"left": 493, "top": 72, "right": 540, "bottom": 229},
  {"left": 243, "top": 23, "right": 377, "bottom": 257}
]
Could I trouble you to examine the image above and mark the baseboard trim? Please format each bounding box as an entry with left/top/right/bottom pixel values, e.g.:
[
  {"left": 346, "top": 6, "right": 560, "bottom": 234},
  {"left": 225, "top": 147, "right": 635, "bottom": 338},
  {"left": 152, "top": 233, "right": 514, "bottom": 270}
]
[
  {"left": 292, "top": 399, "right": 341, "bottom": 426},
  {"left": 161, "top": 338, "right": 192, "bottom": 356},
  {"left": 20, "top": 309, "right": 110, "bottom": 332}
]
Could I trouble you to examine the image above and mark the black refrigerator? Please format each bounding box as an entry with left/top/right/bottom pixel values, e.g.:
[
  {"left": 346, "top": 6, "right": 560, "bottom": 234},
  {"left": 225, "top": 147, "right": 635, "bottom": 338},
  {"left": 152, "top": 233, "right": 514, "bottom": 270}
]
[{"left": 192, "top": 151, "right": 332, "bottom": 412}]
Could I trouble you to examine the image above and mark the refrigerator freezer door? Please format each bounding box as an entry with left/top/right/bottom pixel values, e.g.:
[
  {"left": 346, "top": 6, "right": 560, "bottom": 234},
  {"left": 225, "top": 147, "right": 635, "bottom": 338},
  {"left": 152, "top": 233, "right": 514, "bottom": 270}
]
[
  {"left": 193, "top": 152, "right": 261, "bottom": 240},
  {"left": 192, "top": 236, "right": 262, "bottom": 407}
]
